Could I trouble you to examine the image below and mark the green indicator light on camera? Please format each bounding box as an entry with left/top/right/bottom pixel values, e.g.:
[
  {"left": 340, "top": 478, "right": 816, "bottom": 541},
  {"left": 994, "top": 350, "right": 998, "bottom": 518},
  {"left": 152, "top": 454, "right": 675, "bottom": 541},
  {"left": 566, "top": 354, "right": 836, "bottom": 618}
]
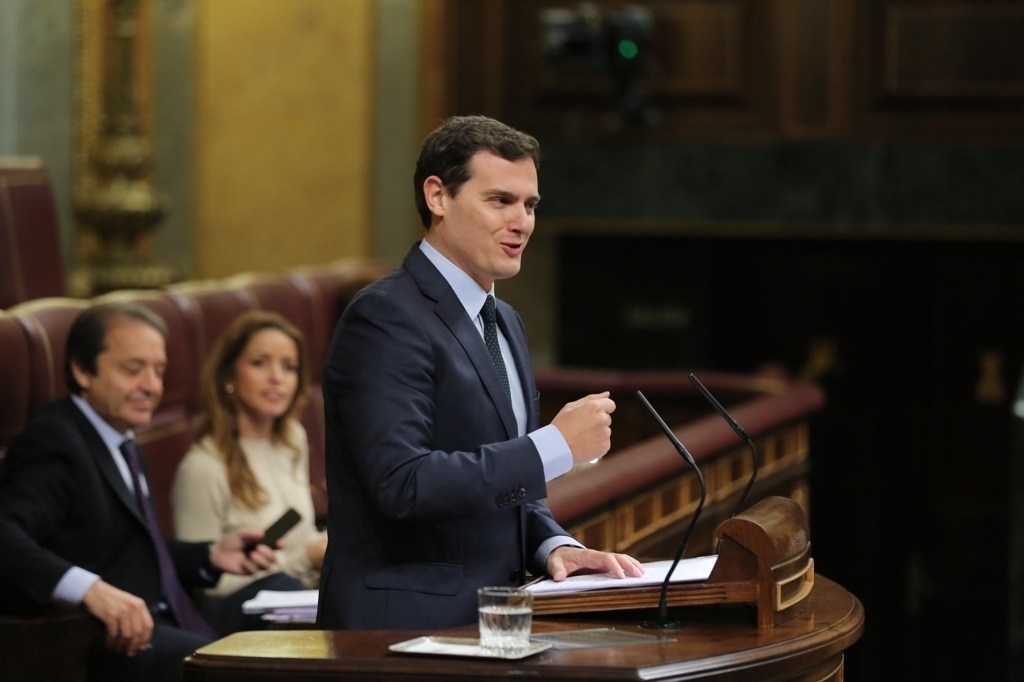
[{"left": 618, "top": 40, "right": 639, "bottom": 59}]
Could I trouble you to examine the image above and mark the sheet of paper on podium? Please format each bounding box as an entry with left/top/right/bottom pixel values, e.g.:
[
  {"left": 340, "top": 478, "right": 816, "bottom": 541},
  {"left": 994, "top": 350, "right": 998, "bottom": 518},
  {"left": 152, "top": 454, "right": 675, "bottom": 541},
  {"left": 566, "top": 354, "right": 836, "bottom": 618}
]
[{"left": 526, "top": 555, "right": 717, "bottom": 596}]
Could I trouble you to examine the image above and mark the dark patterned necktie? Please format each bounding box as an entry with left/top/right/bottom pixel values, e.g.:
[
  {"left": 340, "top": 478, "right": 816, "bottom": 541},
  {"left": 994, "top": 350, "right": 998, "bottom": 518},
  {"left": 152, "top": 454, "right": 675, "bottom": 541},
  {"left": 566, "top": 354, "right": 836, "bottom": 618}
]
[
  {"left": 481, "top": 295, "right": 511, "bottom": 400},
  {"left": 120, "top": 438, "right": 218, "bottom": 638}
]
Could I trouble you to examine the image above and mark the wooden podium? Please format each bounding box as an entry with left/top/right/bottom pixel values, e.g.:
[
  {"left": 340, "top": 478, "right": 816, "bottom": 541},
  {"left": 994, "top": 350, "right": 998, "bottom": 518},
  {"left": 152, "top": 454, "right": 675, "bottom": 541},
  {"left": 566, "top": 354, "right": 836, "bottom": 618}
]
[
  {"left": 182, "top": 577, "right": 862, "bottom": 682},
  {"left": 183, "top": 496, "right": 862, "bottom": 682},
  {"left": 533, "top": 495, "right": 815, "bottom": 628}
]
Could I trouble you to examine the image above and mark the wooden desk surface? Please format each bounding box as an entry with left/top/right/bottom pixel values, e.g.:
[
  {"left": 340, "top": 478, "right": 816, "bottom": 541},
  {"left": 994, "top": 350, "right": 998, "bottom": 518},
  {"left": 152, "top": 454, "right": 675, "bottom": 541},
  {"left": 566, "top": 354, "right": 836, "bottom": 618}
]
[{"left": 182, "top": 575, "right": 864, "bottom": 682}]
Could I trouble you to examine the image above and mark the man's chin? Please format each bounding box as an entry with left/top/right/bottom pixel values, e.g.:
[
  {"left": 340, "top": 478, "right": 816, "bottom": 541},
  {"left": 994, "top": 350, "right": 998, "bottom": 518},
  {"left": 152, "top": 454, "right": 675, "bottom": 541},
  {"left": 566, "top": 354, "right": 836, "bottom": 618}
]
[
  {"left": 496, "top": 263, "right": 522, "bottom": 280},
  {"left": 127, "top": 411, "right": 155, "bottom": 427}
]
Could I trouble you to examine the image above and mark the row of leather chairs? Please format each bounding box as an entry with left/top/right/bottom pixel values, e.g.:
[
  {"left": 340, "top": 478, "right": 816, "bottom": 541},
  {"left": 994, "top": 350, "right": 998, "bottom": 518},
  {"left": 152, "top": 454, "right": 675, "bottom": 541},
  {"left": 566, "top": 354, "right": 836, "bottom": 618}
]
[{"left": 0, "top": 259, "right": 393, "bottom": 538}]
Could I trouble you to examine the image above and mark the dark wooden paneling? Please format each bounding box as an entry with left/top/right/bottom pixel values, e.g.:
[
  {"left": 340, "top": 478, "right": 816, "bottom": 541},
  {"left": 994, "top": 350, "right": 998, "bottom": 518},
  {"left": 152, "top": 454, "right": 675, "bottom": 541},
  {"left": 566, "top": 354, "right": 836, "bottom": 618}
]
[
  {"left": 883, "top": 4, "right": 1024, "bottom": 97},
  {"left": 436, "top": 0, "right": 1024, "bottom": 142},
  {"left": 852, "top": 1, "right": 1024, "bottom": 141},
  {"left": 777, "top": 0, "right": 854, "bottom": 137}
]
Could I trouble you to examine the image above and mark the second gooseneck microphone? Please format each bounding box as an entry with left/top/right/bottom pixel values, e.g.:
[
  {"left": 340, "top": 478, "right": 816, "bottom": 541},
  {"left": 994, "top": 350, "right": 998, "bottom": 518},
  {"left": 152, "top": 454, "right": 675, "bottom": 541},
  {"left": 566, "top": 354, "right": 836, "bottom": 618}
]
[
  {"left": 688, "top": 372, "right": 759, "bottom": 548},
  {"left": 636, "top": 390, "right": 706, "bottom": 629}
]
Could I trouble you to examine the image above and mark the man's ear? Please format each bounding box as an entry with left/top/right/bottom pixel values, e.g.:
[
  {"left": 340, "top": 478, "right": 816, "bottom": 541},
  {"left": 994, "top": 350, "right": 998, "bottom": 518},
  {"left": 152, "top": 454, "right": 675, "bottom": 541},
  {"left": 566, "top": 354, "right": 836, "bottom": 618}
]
[
  {"left": 423, "top": 176, "right": 447, "bottom": 219},
  {"left": 70, "top": 362, "right": 92, "bottom": 392}
]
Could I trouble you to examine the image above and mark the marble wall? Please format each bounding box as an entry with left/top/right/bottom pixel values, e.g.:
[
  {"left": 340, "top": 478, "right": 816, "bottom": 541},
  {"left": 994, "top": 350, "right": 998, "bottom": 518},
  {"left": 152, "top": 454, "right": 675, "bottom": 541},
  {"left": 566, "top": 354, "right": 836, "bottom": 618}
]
[{"left": 539, "top": 139, "right": 1024, "bottom": 230}]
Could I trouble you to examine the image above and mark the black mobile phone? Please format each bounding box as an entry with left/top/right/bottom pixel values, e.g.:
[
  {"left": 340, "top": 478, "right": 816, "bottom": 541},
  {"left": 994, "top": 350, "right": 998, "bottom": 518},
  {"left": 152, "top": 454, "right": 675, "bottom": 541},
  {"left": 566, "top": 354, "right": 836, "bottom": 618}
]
[{"left": 247, "top": 508, "right": 301, "bottom": 553}]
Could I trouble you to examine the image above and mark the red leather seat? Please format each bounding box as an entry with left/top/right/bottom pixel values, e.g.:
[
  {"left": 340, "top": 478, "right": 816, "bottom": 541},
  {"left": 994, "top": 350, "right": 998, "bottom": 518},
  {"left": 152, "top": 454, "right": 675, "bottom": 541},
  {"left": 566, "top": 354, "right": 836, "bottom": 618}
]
[
  {"left": 165, "top": 281, "right": 257, "bottom": 364},
  {"left": 0, "top": 159, "right": 66, "bottom": 309},
  {"left": 0, "top": 312, "right": 31, "bottom": 456},
  {"left": 8, "top": 298, "right": 89, "bottom": 414}
]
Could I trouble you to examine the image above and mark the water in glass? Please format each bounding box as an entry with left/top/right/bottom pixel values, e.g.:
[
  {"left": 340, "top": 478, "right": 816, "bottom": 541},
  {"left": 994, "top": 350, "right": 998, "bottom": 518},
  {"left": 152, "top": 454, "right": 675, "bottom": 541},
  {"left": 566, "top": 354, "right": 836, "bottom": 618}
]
[{"left": 477, "top": 586, "right": 533, "bottom": 653}]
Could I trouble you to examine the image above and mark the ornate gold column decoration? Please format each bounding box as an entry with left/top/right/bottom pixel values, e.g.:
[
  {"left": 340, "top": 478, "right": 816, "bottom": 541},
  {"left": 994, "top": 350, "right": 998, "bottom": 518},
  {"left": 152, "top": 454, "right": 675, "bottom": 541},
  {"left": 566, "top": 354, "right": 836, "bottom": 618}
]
[{"left": 71, "top": 0, "right": 176, "bottom": 296}]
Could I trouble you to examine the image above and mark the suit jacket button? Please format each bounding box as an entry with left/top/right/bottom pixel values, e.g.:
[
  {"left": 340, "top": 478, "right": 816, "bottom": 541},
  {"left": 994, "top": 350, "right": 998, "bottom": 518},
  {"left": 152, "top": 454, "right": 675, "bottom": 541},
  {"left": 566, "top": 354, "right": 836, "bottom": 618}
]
[{"left": 518, "top": 487, "right": 526, "bottom": 499}]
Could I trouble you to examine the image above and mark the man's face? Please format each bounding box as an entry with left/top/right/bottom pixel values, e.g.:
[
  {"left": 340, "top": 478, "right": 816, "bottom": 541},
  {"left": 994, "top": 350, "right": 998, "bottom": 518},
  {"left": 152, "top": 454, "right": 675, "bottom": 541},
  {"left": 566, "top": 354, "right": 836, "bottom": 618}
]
[
  {"left": 72, "top": 318, "right": 166, "bottom": 432},
  {"left": 425, "top": 150, "right": 540, "bottom": 291}
]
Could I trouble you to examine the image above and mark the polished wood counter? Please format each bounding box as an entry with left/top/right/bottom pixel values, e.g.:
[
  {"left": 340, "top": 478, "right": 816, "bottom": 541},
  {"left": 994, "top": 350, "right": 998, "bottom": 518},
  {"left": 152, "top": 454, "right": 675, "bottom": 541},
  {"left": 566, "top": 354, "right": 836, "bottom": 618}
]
[{"left": 182, "top": 575, "right": 863, "bottom": 681}]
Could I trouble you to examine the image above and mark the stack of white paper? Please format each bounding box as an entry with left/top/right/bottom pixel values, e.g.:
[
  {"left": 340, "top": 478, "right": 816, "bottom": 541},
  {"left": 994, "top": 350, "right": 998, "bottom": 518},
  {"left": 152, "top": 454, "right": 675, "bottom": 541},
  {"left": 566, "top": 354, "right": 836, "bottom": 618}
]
[
  {"left": 525, "top": 555, "right": 717, "bottom": 596},
  {"left": 241, "top": 589, "right": 319, "bottom": 616}
]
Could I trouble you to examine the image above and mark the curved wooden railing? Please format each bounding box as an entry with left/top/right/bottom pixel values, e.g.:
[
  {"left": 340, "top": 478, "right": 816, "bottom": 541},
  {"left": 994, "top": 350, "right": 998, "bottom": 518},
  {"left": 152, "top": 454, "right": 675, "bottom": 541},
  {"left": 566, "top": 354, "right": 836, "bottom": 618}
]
[{"left": 537, "top": 368, "right": 825, "bottom": 559}]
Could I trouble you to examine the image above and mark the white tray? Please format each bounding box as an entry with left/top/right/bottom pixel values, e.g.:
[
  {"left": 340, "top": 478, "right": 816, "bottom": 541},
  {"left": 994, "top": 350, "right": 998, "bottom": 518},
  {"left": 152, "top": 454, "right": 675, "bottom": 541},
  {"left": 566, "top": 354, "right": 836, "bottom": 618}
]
[{"left": 389, "top": 636, "right": 551, "bottom": 660}]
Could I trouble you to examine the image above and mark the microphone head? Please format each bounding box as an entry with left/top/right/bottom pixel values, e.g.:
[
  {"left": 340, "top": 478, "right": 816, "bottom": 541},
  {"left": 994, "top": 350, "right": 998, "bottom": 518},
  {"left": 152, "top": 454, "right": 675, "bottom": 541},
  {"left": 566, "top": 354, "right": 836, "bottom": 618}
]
[
  {"left": 688, "top": 372, "right": 749, "bottom": 440},
  {"left": 687, "top": 372, "right": 759, "bottom": 522},
  {"left": 635, "top": 390, "right": 698, "bottom": 468}
]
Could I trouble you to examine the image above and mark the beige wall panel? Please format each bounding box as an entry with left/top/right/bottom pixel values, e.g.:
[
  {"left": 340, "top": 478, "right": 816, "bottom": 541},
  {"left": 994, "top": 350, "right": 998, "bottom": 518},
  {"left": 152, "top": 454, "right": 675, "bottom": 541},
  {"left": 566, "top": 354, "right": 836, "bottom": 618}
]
[{"left": 194, "top": 0, "right": 373, "bottom": 278}]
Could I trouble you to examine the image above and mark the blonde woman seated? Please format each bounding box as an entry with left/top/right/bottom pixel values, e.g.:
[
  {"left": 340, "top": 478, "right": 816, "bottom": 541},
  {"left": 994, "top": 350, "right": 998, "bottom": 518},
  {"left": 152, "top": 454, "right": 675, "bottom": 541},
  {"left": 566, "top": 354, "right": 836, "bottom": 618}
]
[{"left": 173, "top": 311, "right": 327, "bottom": 631}]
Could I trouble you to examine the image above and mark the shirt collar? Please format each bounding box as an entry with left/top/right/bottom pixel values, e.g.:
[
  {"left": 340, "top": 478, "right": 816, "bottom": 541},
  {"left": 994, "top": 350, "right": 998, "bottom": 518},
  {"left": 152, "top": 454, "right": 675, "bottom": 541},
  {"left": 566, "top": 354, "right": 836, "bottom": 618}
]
[
  {"left": 70, "top": 393, "right": 135, "bottom": 451},
  {"left": 419, "top": 239, "right": 495, "bottom": 320}
]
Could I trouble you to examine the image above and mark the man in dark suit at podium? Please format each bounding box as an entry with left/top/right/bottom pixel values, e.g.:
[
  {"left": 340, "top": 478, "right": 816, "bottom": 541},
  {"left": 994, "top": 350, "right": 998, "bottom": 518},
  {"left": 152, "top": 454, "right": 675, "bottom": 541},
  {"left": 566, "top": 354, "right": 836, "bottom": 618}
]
[
  {"left": 318, "top": 115, "right": 644, "bottom": 631},
  {"left": 0, "top": 302, "right": 278, "bottom": 682}
]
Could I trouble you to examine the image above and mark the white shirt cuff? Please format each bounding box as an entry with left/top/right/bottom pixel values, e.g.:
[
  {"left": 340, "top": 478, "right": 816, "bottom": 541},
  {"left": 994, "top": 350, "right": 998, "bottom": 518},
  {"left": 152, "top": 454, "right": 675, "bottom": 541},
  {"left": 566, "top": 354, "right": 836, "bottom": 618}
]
[
  {"left": 53, "top": 567, "right": 101, "bottom": 606},
  {"left": 528, "top": 424, "right": 573, "bottom": 482}
]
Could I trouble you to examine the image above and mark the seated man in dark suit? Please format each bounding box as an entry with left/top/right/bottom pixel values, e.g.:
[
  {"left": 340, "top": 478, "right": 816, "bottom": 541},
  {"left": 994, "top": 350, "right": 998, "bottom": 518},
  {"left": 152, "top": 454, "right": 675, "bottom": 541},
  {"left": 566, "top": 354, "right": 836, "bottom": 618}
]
[{"left": 0, "top": 302, "right": 278, "bottom": 682}]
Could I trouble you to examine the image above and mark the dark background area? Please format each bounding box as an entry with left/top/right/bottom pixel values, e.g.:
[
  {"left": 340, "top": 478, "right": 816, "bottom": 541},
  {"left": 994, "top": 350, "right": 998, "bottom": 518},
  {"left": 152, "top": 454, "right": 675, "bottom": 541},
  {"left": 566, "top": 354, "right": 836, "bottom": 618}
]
[{"left": 559, "top": 235, "right": 1024, "bottom": 680}]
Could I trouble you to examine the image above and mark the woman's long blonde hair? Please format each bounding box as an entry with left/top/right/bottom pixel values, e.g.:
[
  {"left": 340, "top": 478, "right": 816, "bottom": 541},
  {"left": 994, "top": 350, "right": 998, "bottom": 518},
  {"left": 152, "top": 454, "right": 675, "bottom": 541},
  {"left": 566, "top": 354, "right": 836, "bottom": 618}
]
[{"left": 196, "top": 311, "right": 310, "bottom": 510}]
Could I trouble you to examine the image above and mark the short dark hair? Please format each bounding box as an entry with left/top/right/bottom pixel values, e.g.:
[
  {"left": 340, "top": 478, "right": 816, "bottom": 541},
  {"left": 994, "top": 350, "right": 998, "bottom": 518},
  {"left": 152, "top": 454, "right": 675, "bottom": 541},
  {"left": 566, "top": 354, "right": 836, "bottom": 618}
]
[
  {"left": 413, "top": 115, "right": 541, "bottom": 228},
  {"left": 65, "top": 302, "right": 168, "bottom": 395}
]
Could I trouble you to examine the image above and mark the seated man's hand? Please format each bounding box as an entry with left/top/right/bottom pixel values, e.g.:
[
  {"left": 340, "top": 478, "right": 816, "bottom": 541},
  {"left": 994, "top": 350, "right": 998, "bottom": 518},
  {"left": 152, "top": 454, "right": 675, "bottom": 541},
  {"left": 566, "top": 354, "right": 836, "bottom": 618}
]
[
  {"left": 82, "top": 579, "right": 154, "bottom": 656},
  {"left": 545, "top": 545, "right": 645, "bottom": 582},
  {"left": 209, "top": 528, "right": 278, "bottom": 575}
]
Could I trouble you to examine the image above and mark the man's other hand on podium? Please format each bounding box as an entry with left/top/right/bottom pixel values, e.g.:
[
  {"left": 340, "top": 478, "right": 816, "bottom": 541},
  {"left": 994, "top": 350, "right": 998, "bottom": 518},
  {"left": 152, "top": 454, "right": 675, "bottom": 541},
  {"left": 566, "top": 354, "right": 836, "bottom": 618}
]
[{"left": 546, "top": 546, "right": 646, "bottom": 582}]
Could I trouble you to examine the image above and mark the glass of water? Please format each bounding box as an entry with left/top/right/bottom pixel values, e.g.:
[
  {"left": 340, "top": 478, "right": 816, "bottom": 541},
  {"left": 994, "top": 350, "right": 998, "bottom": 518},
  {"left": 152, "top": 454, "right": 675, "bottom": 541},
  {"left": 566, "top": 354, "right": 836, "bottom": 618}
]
[{"left": 477, "top": 586, "right": 533, "bottom": 654}]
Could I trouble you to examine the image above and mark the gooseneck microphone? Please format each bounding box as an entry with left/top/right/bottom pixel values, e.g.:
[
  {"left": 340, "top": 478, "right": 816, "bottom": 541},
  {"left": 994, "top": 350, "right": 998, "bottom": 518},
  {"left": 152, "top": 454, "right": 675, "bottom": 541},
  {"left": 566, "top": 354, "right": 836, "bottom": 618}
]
[
  {"left": 688, "top": 372, "right": 759, "bottom": 548},
  {"left": 636, "top": 390, "right": 706, "bottom": 629}
]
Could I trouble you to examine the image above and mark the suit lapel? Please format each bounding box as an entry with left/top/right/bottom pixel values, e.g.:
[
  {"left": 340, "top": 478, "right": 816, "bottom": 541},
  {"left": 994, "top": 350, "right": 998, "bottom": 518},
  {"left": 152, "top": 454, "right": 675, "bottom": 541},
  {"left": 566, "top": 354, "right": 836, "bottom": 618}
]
[
  {"left": 65, "top": 400, "right": 146, "bottom": 525},
  {"left": 404, "top": 247, "right": 519, "bottom": 439}
]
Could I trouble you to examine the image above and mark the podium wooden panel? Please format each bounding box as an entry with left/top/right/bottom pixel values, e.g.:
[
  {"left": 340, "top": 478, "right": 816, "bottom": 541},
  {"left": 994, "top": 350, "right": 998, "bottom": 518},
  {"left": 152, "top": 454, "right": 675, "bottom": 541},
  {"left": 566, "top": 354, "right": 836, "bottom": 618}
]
[
  {"left": 533, "top": 496, "right": 815, "bottom": 628},
  {"left": 182, "top": 575, "right": 863, "bottom": 682}
]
